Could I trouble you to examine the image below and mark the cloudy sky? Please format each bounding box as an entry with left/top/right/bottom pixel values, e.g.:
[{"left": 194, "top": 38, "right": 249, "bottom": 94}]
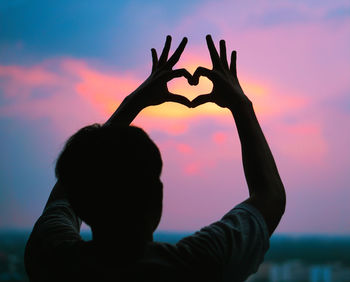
[{"left": 1, "top": 0, "right": 349, "bottom": 234}]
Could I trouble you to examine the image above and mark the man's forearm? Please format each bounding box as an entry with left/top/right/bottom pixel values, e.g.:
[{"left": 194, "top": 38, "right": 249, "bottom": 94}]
[
  {"left": 41, "top": 182, "right": 82, "bottom": 232},
  {"left": 230, "top": 101, "right": 286, "bottom": 234},
  {"left": 105, "top": 92, "right": 144, "bottom": 126},
  {"left": 44, "top": 181, "right": 68, "bottom": 209}
]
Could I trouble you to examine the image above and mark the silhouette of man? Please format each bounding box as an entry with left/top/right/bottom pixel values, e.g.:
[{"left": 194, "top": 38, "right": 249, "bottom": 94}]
[{"left": 25, "top": 35, "right": 286, "bottom": 282}]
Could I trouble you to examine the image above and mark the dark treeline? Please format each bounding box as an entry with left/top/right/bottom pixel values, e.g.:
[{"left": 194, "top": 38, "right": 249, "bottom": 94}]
[{"left": 0, "top": 231, "right": 350, "bottom": 282}]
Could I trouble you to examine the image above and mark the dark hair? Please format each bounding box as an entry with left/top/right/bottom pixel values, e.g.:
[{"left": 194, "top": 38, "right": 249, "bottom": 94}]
[{"left": 55, "top": 124, "right": 163, "bottom": 228}]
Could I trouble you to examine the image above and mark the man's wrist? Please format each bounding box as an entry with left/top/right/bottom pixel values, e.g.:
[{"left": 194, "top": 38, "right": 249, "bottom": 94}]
[
  {"left": 122, "top": 91, "right": 147, "bottom": 112},
  {"left": 227, "top": 99, "right": 254, "bottom": 117}
]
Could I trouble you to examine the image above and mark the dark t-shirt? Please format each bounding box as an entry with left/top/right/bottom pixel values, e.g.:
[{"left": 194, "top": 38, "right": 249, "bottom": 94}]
[{"left": 25, "top": 199, "right": 269, "bottom": 282}]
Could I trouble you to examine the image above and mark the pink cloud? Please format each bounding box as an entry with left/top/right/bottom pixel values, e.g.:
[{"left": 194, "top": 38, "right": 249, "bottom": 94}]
[
  {"left": 0, "top": 59, "right": 143, "bottom": 135},
  {"left": 212, "top": 132, "right": 228, "bottom": 144},
  {"left": 0, "top": 65, "right": 59, "bottom": 87},
  {"left": 0, "top": 64, "right": 61, "bottom": 98},
  {"left": 273, "top": 121, "right": 328, "bottom": 165},
  {"left": 176, "top": 143, "right": 193, "bottom": 154},
  {"left": 61, "top": 59, "right": 141, "bottom": 115},
  {"left": 185, "top": 162, "right": 200, "bottom": 175},
  {"left": 164, "top": 122, "right": 189, "bottom": 135}
]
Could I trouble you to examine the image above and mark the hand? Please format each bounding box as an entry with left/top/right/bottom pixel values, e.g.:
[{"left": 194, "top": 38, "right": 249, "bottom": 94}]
[
  {"left": 131, "top": 35, "right": 192, "bottom": 109},
  {"left": 191, "top": 35, "right": 252, "bottom": 111}
]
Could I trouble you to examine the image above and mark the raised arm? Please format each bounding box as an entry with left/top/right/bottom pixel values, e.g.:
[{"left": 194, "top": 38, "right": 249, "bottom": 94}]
[
  {"left": 39, "top": 36, "right": 191, "bottom": 214},
  {"left": 105, "top": 35, "right": 192, "bottom": 126},
  {"left": 25, "top": 36, "right": 192, "bottom": 280},
  {"left": 191, "top": 35, "right": 286, "bottom": 236}
]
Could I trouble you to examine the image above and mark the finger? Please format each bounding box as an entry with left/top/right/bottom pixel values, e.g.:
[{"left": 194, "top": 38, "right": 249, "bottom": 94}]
[
  {"left": 219, "top": 40, "right": 229, "bottom": 69},
  {"left": 151, "top": 48, "right": 158, "bottom": 73},
  {"left": 192, "top": 66, "right": 214, "bottom": 85},
  {"left": 191, "top": 94, "right": 213, "bottom": 108},
  {"left": 230, "top": 50, "right": 237, "bottom": 78},
  {"left": 166, "top": 93, "right": 192, "bottom": 108},
  {"left": 206, "top": 35, "right": 220, "bottom": 68},
  {"left": 158, "top": 35, "right": 172, "bottom": 66},
  {"left": 166, "top": 37, "right": 188, "bottom": 68},
  {"left": 165, "top": 68, "right": 192, "bottom": 82}
]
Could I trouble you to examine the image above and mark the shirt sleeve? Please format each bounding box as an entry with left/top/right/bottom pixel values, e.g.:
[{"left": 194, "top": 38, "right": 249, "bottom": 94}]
[
  {"left": 174, "top": 203, "right": 270, "bottom": 282},
  {"left": 24, "top": 193, "right": 83, "bottom": 281}
]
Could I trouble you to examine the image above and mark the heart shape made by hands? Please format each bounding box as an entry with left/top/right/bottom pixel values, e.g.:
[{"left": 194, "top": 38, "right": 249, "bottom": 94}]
[{"left": 168, "top": 75, "right": 213, "bottom": 106}]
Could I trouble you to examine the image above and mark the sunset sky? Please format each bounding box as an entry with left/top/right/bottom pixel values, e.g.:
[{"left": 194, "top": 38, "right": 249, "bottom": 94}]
[{"left": 1, "top": 0, "right": 349, "bottom": 234}]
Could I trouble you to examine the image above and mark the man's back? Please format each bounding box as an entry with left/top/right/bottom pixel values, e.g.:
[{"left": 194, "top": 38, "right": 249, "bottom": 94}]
[{"left": 25, "top": 196, "right": 269, "bottom": 282}]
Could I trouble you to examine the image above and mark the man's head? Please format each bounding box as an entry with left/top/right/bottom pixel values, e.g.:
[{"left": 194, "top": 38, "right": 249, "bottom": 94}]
[{"left": 55, "top": 124, "right": 163, "bottom": 240}]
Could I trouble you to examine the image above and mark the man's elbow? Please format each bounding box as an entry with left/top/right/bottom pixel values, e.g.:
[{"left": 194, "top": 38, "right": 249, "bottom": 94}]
[
  {"left": 274, "top": 184, "right": 286, "bottom": 216},
  {"left": 248, "top": 182, "right": 286, "bottom": 236},
  {"left": 268, "top": 183, "right": 286, "bottom": 234}
]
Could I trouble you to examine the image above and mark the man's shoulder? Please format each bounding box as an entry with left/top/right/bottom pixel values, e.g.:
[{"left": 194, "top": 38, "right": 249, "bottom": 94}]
[{"left": 144, "top": 203, "right": 270, "bottom": 281}]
